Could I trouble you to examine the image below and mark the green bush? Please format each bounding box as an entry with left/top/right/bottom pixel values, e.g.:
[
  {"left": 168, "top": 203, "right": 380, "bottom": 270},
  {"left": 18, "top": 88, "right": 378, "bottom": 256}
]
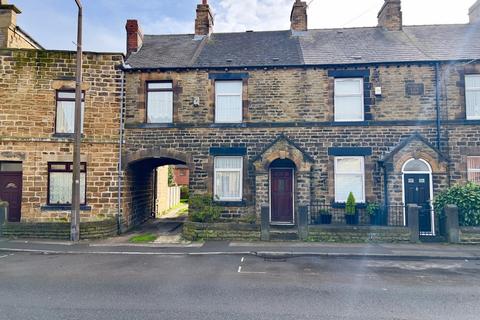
[
  {"left": 433, "top": 182, "right": 480, "bottom": 226},
  {"left": 366, "top": 202, "right": 380, "bottom": 216},
  {"left": 345, "top": 192, "right": 356, "bottom": 215},
  {"left": 180, "top": 186, "right": 189, "bottom": 200},
  {"left": 188, "top": 194, "right": 222, "bottom": 223}
]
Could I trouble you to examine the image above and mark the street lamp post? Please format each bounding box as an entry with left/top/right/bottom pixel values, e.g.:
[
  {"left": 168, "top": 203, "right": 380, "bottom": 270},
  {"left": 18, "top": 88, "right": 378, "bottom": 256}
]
[{"left": 71, "top": 0, "right": 83, "bottom": 242}]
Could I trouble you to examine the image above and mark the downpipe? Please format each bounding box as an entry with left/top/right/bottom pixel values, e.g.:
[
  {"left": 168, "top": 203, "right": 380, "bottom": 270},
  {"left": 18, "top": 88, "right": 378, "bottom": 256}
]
[{"left": 117, "top": 63, "right": 126, "bottom": 235}]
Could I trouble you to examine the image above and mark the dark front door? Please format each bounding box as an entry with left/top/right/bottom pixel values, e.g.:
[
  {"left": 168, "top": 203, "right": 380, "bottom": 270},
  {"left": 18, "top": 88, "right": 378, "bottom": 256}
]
[
  {"left": 270, "top": 169, "right": 293, "bottom": 224},
  {"left": 404, "top": 174, "right": 432, "bottom": 234},
  {"left": 0, "top": 172, "right": 23, "bottom": 222}
]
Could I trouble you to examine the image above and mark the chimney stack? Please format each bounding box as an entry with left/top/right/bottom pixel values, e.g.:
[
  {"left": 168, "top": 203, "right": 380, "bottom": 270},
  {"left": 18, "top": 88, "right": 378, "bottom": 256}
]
[
  {"left": 0, "top": 0, "right": 21, "bottom": 48},
  {"left": 125, "top": 19, "right": 143, "bottom": 57},
  {"left": 195, "top": 0, "right": 214, "bottom": 37},
  {"left": 469, "top": 0, "right": 480, "bottom": 23},
  {"left": 377, "top": 0, "right": 402, "bottom": 31},
  {"left": 290, "top": 0, "right": 308, "bottom": 32}
]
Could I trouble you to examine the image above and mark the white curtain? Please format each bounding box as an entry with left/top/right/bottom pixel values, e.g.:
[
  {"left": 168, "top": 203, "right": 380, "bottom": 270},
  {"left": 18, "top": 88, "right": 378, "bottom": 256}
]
[
  {"left": 468, "top": 156, "right": 480, "bottom": 183},
  {"left": 147, "top": 91, "right": 173, "bottom": 123},
  {"left": 335, "top": 157, "right": 364, "bottom": 202},
  {"left": 50, "top": 172, "right": 86, "bottom": 204},
  {"left": 215, "top": 81, "right": 242, "bottom": 123},
  {"left": 334, "top": 78, "right": 363, "bottom": 122},
  {"left": 466, "top": 75, "right": 480, "bottom": 119},
  {"left": 214, "top": 157, "right": 242, "bottom": 200},
  {"left": 56, "top": 101, "right": 84, "bottom": 133}
]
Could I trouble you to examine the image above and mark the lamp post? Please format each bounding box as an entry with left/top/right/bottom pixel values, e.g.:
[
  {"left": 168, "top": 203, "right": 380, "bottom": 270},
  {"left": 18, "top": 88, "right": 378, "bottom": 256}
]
[{"left": 71, "top": 0, "right": 83, "bottom": 242}]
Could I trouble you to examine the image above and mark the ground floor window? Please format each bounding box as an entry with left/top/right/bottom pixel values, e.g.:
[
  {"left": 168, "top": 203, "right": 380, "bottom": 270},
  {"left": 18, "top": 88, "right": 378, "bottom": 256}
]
[
  {"left": 467, "top": 156, "right": 480, "bottom": 183},
  {"left": 48, "top": 162, "right": 86, "bottom": 205},
  {"left": 334, "top": 156, "right": 365, "bottom": 203},
  {"left": 214, "top": 156, "right": 242, "bottom": 201}
]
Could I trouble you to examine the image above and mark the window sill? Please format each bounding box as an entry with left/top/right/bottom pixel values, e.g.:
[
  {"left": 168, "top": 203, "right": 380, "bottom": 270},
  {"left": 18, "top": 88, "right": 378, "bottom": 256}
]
[
  {"left": 40, "top": 205, "right": 92, "bottom": 211},
  {"left": 214, "top": 200, "right": 247, "bottom": 207},
  {"left": 52, "top": 133, "right": 85, "bottom": 139}
]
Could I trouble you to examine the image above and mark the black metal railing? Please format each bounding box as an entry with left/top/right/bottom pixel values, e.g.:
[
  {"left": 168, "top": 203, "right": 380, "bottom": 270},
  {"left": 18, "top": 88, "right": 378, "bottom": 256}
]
[{"left": 309, "top": 201, "right": 405, "bottom": 227}]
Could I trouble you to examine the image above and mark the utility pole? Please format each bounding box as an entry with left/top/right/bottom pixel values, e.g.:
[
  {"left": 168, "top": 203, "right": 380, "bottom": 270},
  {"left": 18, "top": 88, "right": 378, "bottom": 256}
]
[{"left": 71, "top": 0, "right": 83, "bottom": 242}]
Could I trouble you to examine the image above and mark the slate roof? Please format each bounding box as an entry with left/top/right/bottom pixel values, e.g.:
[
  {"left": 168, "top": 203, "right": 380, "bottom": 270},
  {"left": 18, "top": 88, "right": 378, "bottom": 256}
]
[{"left": 125, "top": 24, "right": 480, "bottom": 69}]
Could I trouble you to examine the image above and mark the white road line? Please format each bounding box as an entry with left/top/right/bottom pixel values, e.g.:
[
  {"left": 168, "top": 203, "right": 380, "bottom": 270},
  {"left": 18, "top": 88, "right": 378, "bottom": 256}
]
[
  {"left": 0, "top": 255, "right": 9, "bottom": 259},
  {"left": 238, "top": 266, "right": 242, "bottom": 273},
  {"left": 241, "top": 257, "right": 245, "bottom": 263},
  {"left": 239, "top": 271, "right": 267, "bottom": 274}
]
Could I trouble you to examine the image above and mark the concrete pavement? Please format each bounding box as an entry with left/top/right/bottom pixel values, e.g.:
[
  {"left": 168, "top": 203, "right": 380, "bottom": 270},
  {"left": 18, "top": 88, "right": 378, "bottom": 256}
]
[{"left": 1, "top": 237, "right": 480, "bottom": 260}]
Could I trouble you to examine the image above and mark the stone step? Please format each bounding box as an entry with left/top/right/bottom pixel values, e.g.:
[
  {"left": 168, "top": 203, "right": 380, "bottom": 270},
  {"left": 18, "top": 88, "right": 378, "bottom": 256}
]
[{"left": 269, "top": 231, "right": 299, "bottom": 241}]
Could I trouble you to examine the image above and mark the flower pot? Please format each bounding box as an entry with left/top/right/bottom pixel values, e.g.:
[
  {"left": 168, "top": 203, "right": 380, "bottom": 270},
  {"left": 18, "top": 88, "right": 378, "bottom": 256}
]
[
  {"left": 320, "top": 214, "right": 332, "bottom": 225},
  {"left": 345, "top": 214, "right": 359, "bottom": 225},
  {"left": 369, "top": 212, "right": 388, "bottom": 226}
]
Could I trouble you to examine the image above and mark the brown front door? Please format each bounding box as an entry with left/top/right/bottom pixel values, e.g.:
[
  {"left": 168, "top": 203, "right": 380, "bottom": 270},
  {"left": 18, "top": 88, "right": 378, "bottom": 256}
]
[
  {"left": 270, "top": 169, "right": 293, "bottom": 224},
  {"left": 0, "top": 172, "right": 23, "bottom": 222}
]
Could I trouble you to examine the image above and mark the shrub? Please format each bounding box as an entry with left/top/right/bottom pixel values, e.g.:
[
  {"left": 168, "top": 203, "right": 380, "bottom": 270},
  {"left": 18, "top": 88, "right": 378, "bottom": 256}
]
[
  {"left": 433, "top": 182, "right": 480, "bottom": 226},
  {"left": 366, "top": 202, "right": 380, "bottom": 216},
  {"left": 188, "top": 194, "right": 222, "bottom": 223},
  {"left": 345, "top": 192, "right": 356, "bottom": 215},
  {"left": 180, "top": 186, "right": 189, "bottom": 200},
  {"left": 242, "top": 213, "right": 257, "bottom": 224}
]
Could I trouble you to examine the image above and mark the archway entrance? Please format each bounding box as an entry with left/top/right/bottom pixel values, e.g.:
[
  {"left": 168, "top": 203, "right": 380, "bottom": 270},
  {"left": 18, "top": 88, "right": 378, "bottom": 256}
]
[
  {"left": 402, "top": 158, "right": 434, "bottom": 236},
  {"left": 270, "top": 159, "right": 295, "bottom": 225}
]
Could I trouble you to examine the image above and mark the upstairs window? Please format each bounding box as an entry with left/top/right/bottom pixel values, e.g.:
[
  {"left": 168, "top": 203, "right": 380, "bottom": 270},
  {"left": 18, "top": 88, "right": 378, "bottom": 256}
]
[
  {"left": 467, "top": 156, "right": 480, "bottom": 183},
  {"left": 334, "top": 78, "right": 364, "bottom": 122},
  {"left": 146, "top": 82, "right": 173, "bottom": 123},
  {"left": 48, "top": 162, "right": 86, "bottom": 205},
  {"left": 214, "top": 156, "right": 243, "bottom": 201},
  {"left": 466, "top": 75, "right": 480, "bottom": 120},
  {"left": 56, "top": 91, "right": 84, "bottom": 134},
  {"left": 334, "top": 157, "right": 365, "bottom": 203},
  {"left": 215, "top": 81, "right": 243, "bottom": 123}
]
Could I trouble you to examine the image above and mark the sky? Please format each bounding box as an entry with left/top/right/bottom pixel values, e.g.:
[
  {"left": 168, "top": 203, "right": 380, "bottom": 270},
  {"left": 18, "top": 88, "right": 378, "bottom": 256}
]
[{"left": 11, "top": 0, "right": 477, "bottom": 53}]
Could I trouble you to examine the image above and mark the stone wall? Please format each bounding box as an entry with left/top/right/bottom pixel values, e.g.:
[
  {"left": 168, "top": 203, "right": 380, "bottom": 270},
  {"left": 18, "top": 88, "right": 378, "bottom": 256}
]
[
  {"left": 459, "top": 227, "right": 480, "bottom": 243},
  {"left": 0, "top": 49, "right": 123, "bottom": 222},
  {"left": 183, "top": 221, "right": 261, "bottom": 241},
  {"left": 308, "top": 225, "right": 411, "bottom": 243},
  {"left": 123, "top": 62, "right": 480, "bottom": 225}
]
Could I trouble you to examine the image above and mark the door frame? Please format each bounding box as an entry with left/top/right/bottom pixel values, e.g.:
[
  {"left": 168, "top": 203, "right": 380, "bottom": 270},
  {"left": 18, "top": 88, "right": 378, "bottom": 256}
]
[
  {"left": 269, "top": 167, "right": 295, "bottom": 225},
  {"left": 401, "top": 158, "right": 435, "bottom": 235},
  {"left": 0, "top": 171, "right": 23, "bottom": 223}
]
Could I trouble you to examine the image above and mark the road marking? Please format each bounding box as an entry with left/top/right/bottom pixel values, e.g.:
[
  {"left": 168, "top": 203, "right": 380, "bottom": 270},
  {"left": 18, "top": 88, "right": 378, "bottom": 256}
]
[
  {"left": 238, "top": 266, "right": 242, "bottom": 273},
  {"left": 0, "top": 255, "right": 9, "bottom": 259},
  {"left": 241, "top": 257, "right": 245, "bottom": 263}
]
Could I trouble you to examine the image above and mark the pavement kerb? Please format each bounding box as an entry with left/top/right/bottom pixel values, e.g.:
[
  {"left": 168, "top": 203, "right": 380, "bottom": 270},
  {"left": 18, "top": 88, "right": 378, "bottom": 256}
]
[{"left": 0, "top": 247, "right": 479, "bottom": 261}]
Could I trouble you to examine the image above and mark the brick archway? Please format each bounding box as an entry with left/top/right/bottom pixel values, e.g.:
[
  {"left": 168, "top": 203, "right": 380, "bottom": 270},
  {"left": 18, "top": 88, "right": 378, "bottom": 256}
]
[{"left": 123, "top": 147, "right": 191, "bottom": 170}]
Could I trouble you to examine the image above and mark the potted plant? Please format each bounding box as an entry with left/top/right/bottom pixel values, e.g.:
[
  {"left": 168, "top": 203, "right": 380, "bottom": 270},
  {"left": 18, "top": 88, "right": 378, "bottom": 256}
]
[
  {"left": 367, "top": 202, "right": 385, "bottom": 226},
  {"left": 319, "top": 208, "right": 332, "bottom": 224},
  {"left": 345, "top": 192, "right": 359, "bottom": 225}
]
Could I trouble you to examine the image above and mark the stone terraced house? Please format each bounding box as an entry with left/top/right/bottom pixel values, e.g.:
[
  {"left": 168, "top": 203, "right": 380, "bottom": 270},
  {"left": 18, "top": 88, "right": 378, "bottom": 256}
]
[
  {"left": 0, "top": 1, "right": 123, "bottom": 238},
  {"left": 121, "top": 0, "right": 480, "bottom": 240}
]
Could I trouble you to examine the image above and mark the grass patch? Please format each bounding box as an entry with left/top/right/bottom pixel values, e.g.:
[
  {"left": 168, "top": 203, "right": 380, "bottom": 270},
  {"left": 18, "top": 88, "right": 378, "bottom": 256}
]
[
  {"left": 180, "top": 198, "right": 189, "bottom": 204},
  {"left": 129, "top": 233, "right": 157, "bottom": 243}
]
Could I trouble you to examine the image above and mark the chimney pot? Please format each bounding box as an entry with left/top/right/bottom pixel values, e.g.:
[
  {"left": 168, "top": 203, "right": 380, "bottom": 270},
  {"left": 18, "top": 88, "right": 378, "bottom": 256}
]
[
  {"left": 126, "top": 19, "right": 144, "bottom": 57},
  {"left": 290, "top": 0, "right": 308, "bottom": 32},
  {"left": 377, "top": 0, "right": 402, "bottom": 31}
]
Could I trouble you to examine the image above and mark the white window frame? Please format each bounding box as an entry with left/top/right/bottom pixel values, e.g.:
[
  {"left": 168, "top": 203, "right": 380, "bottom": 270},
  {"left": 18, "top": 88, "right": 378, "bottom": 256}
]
[
  {"left": 467, "top": 156, "right": 480, "bottom": 183},
  {"left": 213, "top": 156, "right": 243, "bottom": 201},
  {"left": 334, "top": 156, "right": 365, "bottom": 203},
  {"left": 466, "top": 75, "right": 480, "bottom": 120},
  {"left": 55, "top": 90, "right": 85, "bottom": 134},
  {"left": 215, "top": 80, "right": 243, "bottom": 123},
  {"left": 146, "top": 82, "right": 173, "bottom": 124},
  {"left": 334, "top": 78, "right": 364, "bottom": 122}
]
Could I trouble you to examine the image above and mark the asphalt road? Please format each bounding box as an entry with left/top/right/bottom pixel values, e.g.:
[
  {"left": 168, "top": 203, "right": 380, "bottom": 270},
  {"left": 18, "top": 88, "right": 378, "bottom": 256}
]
[{"left": 0, "top": 252, "right": 479, "bottom": 320}]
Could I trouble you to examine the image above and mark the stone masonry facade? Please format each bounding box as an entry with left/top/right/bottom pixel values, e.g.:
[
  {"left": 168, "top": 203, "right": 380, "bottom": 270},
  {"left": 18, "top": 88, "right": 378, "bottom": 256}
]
[{"left": 0, "top": 49, "right": 123, "bottom": 222}]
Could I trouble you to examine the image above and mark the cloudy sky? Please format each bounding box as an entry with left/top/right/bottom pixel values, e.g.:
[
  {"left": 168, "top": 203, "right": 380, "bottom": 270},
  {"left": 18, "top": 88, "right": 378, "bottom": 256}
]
[{"left": 12, "top": 0, "right": 477, "bottom": 53}]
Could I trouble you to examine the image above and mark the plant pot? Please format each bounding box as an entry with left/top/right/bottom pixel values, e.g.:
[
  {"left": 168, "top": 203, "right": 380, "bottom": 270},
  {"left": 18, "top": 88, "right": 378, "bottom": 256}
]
[
  {"left": 320, "top": 214, "right": 332, "bottom": 225},
  {"left": 369, "top": 213, "right": 387, "bottom": 226},
  {"left": 345, "top": 214, "right": 359, "bottom": 225}
]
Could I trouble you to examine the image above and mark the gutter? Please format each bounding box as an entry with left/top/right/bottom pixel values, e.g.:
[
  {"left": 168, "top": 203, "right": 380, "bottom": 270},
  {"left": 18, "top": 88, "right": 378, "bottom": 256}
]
[
  {"left": 117, "top": 60, "right": 126, "bottom": 235},
  {"left": 435, "top": 63, "right": 441, "bottom": 149}
]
